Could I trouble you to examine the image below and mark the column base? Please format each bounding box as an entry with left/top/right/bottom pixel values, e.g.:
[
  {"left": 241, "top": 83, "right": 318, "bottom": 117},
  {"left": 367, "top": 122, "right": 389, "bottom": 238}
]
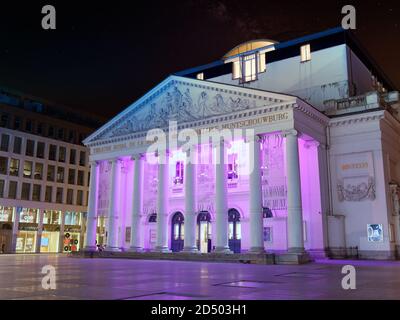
[
  {"left": 127, "top": 246, "right": 143, "bottom": 253},
  {"left": 248, "top": 247, "right": 265, "bottom": 254},
  {"left": 213, "top": 247, "right": 233, "bottom": 254},
  {"left": 182, "top": 247, "right": 200, "bottom": 253},
  {"left": 82, "top": 246, "right": 97, "bottom": 252},
  {"left": 104, "top": 247, "right": 122, "bottom": 252},
  {"left": 288, "top": 247, "right": 305, "bottom": 254},
  {"left": 153, "top": 246, "right": 171, "bottom": 253}
]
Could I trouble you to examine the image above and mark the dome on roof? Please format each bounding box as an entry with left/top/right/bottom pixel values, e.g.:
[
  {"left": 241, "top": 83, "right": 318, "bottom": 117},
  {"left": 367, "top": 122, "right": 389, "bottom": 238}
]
[{"left": 223, "top": 39, "right": 278, "bottom": 59}]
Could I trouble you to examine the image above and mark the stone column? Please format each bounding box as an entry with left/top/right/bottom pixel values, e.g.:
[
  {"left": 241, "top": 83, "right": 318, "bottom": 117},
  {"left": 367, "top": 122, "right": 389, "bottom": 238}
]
[
  {"left": 83, "top": 161, "right": 99, "bottom": 251},
  {"left": 213, "top": 140, "right": 231, "bottom": 254},
  {"left": 182, "top": 147, "right": 198, "bottom": 253},
  {"left": 35, "top": 209, "right": 44, "bottom": 253},
  {"left": 105, "top": 159, "right": 122, "bottom": 251},
  {"left": 284, "top": 130, "right": 305, "bottom": 253},
  {"left": 248, "top": 135, "right": 265, "bottom": 253},
  {"left": 129, "top": 154, "right": 144, "bottom": 252},
  {"left": 155, "top": 150, "right": 171, "bottom": 253}
]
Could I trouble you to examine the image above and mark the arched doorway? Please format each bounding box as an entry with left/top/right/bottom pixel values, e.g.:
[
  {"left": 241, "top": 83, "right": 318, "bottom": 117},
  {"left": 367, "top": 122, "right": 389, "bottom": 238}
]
[
  {"left": 197, "top": 211, "right": 211, "bottom": 253},
  {"left": 228, "top": 208, "right": 241, "bottom": 253},
  {"left": 171, "top": 212, "right": 184, "bottom": 252}
]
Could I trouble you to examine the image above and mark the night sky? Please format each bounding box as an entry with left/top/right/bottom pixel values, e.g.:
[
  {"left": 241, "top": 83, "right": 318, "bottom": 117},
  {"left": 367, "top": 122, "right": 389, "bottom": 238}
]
[{"left": 0, "top": 0, "right": 399, "bottom": 119}]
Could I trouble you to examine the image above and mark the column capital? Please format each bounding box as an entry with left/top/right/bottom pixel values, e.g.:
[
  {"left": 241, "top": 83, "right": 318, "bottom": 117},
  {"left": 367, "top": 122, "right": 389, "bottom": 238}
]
[
  {"left": 108, "top": 157, "right": 122, "bottom": 165},
  {"left": 281, "top": 129, "right": 298, "bottom": 138},
  {"left": 131, "top": 153, "right": 144, "bottom": 161},
  {"left": 244, "top": 134, "right": 265, "bottom": 144},
  {"left": 89, "top": 160, "right": 99, "bottom": 167},
  {"left": 303, "top": 140, "right": 320, "bottom": 149}
]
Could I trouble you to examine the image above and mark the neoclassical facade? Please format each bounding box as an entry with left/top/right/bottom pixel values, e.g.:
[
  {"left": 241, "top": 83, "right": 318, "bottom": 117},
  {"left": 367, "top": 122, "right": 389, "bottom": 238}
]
[{"left": 83, "top": 27, "right": 400, "bottom": 260}]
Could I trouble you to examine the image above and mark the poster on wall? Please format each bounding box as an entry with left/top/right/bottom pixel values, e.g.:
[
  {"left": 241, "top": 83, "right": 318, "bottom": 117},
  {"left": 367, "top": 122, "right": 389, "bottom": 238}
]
[
  {"left": 367, "top": 224, "right": 383, "bottom": 242},
  {"left": 336, "top": 152, "right": 376, "bottom": 202},
  {"left": 263, "top": 227, "right": 272, "bottom": 243}
]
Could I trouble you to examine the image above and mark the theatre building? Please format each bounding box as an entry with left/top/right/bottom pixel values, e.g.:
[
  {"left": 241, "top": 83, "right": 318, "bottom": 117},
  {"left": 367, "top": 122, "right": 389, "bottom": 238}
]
[
  {"left": 83, "top": 27, "right": 400, "bottom": 260},
  {"left": 0, "top": 88, "right": 104, "bottom": 254}
]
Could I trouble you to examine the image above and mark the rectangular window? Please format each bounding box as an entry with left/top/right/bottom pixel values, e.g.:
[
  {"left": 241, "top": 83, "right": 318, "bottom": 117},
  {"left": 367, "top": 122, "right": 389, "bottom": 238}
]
[
  {"left": 0, "top": 113, "right": 9, "bottom": 127},
  {"left": 57, "top": 128, "right": 64, "bottom": 140},
  {"left": 49, "top": 144, "right": 57, "bottom": 161},
  {"left": 34, "top": 163, "right": 43, "bottom": 180},
  {"left": 48, "top": 126, "right": 55, "bottom": 138},
  {"left": 232, "top": 60, "right": 241, "bottom": 79},
  {"left": 243, "top": 53, "right": 257, "bottom": 82},
  {"left": 0, "top": 179, "right": 4, "bottom": 198},
  {"left": 37, "top": 123, "right": 44, "bottom": 135},
  {"left": 13, "top": 137, "right": 22, "bottom": 154},
  {"left": 25, "top": 139, "right": 35, "bottom": 157},
  {"left": 25, "top": 120, "right": 33, "bottom": 132},
  {"left": 56, "top": 187, "right": 63, "bottom": 203},
  {"left": 36, "top": 142, "right": 45, "bottom": 158},
  {"left": 79, "top": 151, "right": 86, "bottom": 166},
  {"left": 45, "top": 186, "right": 52, "bottom": 202},
  {"left": 77, "top": 170, "right": 84, "bottom": 186},
  {"left": 69, "top": 149, "right": 76, "bottom": 165},
  {"left": 56, "top": 167, "right": 65, "bottom": 183},
  {"left": 23, "top": 161, "right": 33, "bottom": 178},
  {"left": 196, "top": 72, "right": 204, "bottom": 80},
  {"left": 47, "top": 165, "right": 55, "bottom": 181},
  {"left": 8, "top": 181, "right": 17, "bottom": 199},
  {"left": 66, "top": 189, "right": 73, "bottom": 205},
  {"left": 59, "top": 146, "right": 66, "bottom": 162},
  {"left": 173, "top": 161, "right": 184, "bottom": 185},
  {"left": 32, "top": 184, "right": 41, "bottom": 201},
  {"left": 9, "top": 158, "right": 20, "bottom": 176},
  {"left": 300, "top": 44, "right": 311, "bottom": 62},
  {"left": 258, "top": 52, "right": 266, "bottom": 73},
  {"left": 21, "top": 183, "right": 30, "bottom": 200},
  {"left": 77, "top": 190, "right": 83, "bottom": 206},
  {"left": 68, "top": 169, "right": 76, "bottom": 185},
  {"left": 0, "top": 134, "right": 10, "bottom": 152},
  {"left": 14, "top": 116, "right": 21, "bottom": 130},
  {"left": 0, "top": 157, "right": 7, "bottom": 175},
  {"left": 227, "top": 153, "right": 239, "bottom": 180}
]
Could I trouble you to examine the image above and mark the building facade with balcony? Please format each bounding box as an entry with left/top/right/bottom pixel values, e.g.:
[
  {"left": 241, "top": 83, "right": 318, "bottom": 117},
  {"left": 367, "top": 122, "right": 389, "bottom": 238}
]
[
  {"left": 82, "top": 27, "right": 400, "bottom": 260},
  {"left": 0, "top": 88, "right": 104, "bottom": 254}
]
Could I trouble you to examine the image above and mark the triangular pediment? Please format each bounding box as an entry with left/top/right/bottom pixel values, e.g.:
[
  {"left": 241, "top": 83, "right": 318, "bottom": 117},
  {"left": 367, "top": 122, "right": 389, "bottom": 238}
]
[{"left": 84, "top": 75, "right": 296, "bottom": 145}]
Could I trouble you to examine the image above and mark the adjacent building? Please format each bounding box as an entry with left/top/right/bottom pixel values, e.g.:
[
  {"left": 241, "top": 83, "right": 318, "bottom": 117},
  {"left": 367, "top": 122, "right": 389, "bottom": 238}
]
[
  {"left": 83, "top": 27, "right": 400, "bottom": 260},
  {"left": 0, "top": 87, "right": 104, "bottom": 254}
]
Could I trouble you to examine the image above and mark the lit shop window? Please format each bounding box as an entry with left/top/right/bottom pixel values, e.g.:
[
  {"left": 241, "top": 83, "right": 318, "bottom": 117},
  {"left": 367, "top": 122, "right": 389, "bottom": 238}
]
[
  {"left": 19, "top": 208, "right": 38, "bottom": 223},
  {"left": 43, "top": 210, "right": 61, "bottom": 224},
  {"left": 227, "top": 153, "right": 239, "bottom": 180},
  {"left": 173, "top": 161, "right": 184, "bottom": 185},
  {"left": 65, "top": 212, "right": 81, "bottom": 226},
  {"left": 0, "top": 206, "right": 13, "bottom": 222},
  {"left": 196, "top": 72, "right": 204, "bottom": 80},
  {"left": 232, "top": 52, "right": 266, "bottom": 82},
  {"left": 300, "top": 44, "right": 311, "bottom": 62}
]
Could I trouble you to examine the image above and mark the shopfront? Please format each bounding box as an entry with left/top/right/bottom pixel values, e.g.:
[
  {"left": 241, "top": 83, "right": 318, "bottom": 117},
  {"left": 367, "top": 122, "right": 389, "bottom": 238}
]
[
  {"left": 0, "top": 207, "right": 13, "bottom": 253},
  {"left": 40, "top": 210, "right": 62, "bottom": 253},
  {"left": 16, "top": 208, "right": 39, "bottom": 253},
  {"left": 63, "top": 212, "right": 83, "bottom": 252}
]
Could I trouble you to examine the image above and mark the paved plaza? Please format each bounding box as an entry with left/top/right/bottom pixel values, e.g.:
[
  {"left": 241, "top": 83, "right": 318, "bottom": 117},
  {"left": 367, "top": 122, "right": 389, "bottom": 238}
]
[{"left": 0, "top": 254, "right": 399, "bottom": 300}]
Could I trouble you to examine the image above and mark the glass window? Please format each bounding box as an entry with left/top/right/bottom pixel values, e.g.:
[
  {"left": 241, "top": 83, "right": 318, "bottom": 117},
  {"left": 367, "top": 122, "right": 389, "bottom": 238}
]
[
  {"left": 196, "top": 72, "right": 204, "bottom": 80},
  {"left": 173, "top": 161, "right": 184, "bottom": 185},
  {"left": 56, "top": 167, "right": 64, "bottom": 183},
  {"left": 69, "top": 149, "right": 76, "bottom": 165},
  {"left": 43, "top": 210, "right": 60, "bottom": 224},
  {"left": 48, "top": 126, "right": 55, "bottom": 138},
  {"left": 68, "top": 169, "right": 75, "bottom": 185},
  {"left": 14, "top": 116, "right": 21, "bottom": 130},
  {"left": 0, "top": 179, "right": 4, "bottom": 198},
  {"left": 25, "top": 119, "right": 33, "bottom": 132},
  {"left": 19, "top": 208, "right": 38, "bottom": 223},
  {"left": 48, "top": 144, "right": 57, "bottom": 161},
  {"left": 9, "top": 158, "right": 20, "bottom": 176},
  {"left": 77, "top": 170, "right": 84, "bottom": 186},
  {"left": 65, "top": 212, "right": 81, "bottom": 225},
  {"left": 23, "top": 161, "right": 33, "bottom": 178},
  {"left": 242, "top": 53, "right": 257, "bottom": 82},
  {"left": 34, "top": 163, "right": 43, "bottom": 180},
  {"left": 0, "top": 157, "right": 7, "bottom": 175},
  {"left": 37, "top": 123, "right": 44, "bottom": 135},
  {"left": 21, "top": 183, "right": 30, "bottom": 200},
  {"left": 8, "top": 181, "right": 17, "bottom": 199},
  {"left": 45, "top": 186, "right": 52, "bottom": 202},
  {"left": 59, "top": 146, "right": 66, "bottom": 162},
  {"left": 57, "top": 128, "right": 64, "bottom": 140},
  {"left": 77, "top": 190, "right": 83, "bottom": 206},
  {"left": 56, "top": 187, "right": 63, "bottom": 203},
  {"left": 0, "top": 134, "right": 10, "bottom": 152},
  {"left": 227, "top": 153, "right": 239, "bottom": 180},
  {"left": 47, "top": 165, "right": 55, "bottom": 181},
  {"left": 300, "top": 44, "right": 311, "bottom": 62},
  {"left": 13, "top": 137, "right": 22, "bottom": 154},
  {"left": 32, "top": 184, "right": 41, "bottom": 201},
  {"left": 36, "top": 142, "right": 45, "bottom": 158},
  {"left": 0, "top": 113, "right": 9, "bottom": 127},
  {"left": 79, "top": 151, "right": 86, "bottom": 166},
  {"left": 66, "top": 189, "right": 73, "bottom": 204},
  {"left": 25, "top": 139, "right": 35, "bottom": 157}
]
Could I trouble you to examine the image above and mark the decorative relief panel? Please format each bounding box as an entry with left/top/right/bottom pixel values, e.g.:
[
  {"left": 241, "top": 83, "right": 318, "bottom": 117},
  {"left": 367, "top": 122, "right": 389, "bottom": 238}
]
[{"left": 336, "top": 152, "right": 376, "bottom": 202}]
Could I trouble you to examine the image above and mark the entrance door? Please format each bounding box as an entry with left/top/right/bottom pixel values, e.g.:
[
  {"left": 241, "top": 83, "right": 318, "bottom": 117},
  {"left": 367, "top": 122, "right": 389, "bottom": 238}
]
[
  {"left": 228, "top": 209, "right": 241, "bottom": 253},
  {"left": 197, "top": 211, "right": 211, "bottom": 253},
  {"left": 171, "top": 212, "right": 184, "bottom": 252}
]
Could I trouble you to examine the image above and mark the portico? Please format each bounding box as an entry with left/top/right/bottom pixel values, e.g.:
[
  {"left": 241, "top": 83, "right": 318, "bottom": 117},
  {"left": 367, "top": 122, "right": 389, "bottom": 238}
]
[{"left": 82, "top": 76, "right": 329, "bottom": 261}]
